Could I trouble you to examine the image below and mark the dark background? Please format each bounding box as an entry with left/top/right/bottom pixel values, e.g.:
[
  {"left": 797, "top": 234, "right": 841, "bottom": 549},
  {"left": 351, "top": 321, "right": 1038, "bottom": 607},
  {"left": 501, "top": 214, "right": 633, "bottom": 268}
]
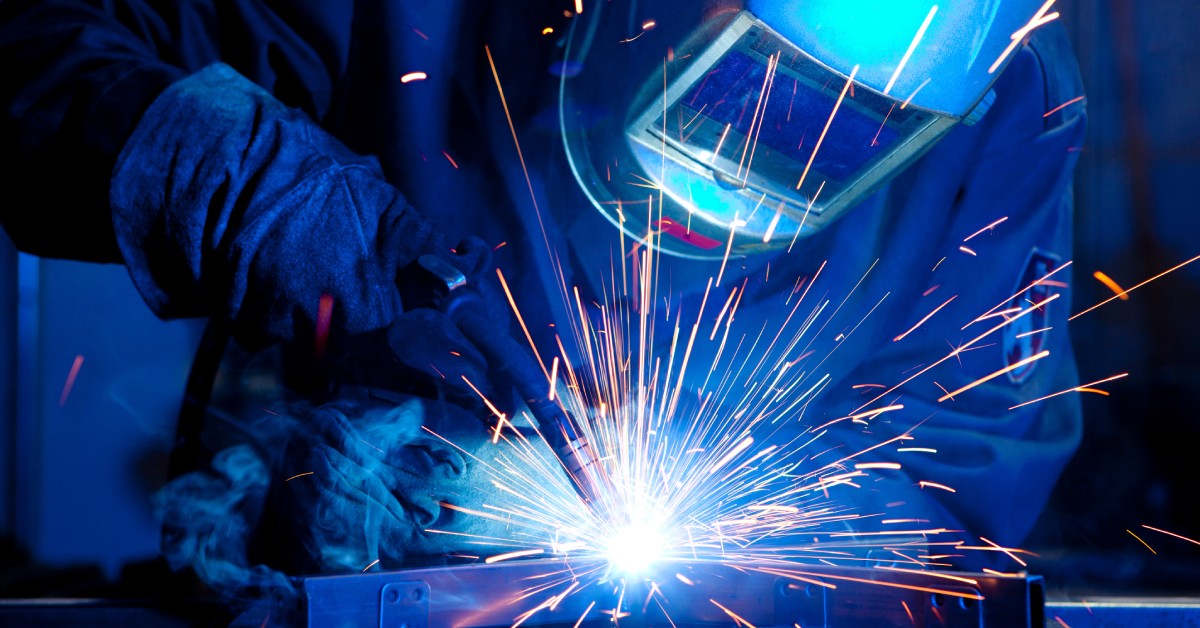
[
  {"left": 1024, "top": 0, "right": 1200, "bottom": 595},
  {"left": 1, "top": 0, "right": 1198, "bottom": 600}
]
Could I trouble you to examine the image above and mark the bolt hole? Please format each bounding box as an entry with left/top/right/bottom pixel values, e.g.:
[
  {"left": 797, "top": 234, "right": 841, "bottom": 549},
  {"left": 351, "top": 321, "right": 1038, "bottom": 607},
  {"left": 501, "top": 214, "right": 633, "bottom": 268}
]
[
  {"left": 412, "top": 587, "right": 425, "bottom": 602},
  {"left": 931, "top": 593, "right": 946, "bottom": 608},
  {"left": 959, "top": 596, "right": 977, "bottom": 610},
  {"left": 385, "top": 589, "right": 400, "bottom": 604}
]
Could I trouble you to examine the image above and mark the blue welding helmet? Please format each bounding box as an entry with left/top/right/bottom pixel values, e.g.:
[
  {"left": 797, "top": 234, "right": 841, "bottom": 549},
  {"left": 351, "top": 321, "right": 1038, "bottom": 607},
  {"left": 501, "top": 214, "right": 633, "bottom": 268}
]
[{"left": 560, "top": 0, "right": 1053, "bottom": 258}]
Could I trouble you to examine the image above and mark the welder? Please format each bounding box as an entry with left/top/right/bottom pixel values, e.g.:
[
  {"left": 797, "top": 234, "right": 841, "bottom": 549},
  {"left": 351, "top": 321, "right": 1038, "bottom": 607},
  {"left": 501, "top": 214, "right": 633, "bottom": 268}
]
[{"left": 0, "top": 0, "right": 1085, "bottom": 619}]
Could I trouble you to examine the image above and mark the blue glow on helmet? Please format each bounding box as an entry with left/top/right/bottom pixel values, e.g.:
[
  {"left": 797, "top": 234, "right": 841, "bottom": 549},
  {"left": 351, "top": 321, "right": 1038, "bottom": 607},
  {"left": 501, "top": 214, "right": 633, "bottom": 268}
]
[{"left": 748, "top": 0, "right": 1050, "bottom": 116}]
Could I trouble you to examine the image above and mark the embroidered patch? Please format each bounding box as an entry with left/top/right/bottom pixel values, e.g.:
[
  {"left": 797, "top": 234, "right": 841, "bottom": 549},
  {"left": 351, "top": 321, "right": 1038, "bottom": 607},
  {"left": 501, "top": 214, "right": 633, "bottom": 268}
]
[{"left": 1003, "top": 249, "right": 1063, "bottom": 385}]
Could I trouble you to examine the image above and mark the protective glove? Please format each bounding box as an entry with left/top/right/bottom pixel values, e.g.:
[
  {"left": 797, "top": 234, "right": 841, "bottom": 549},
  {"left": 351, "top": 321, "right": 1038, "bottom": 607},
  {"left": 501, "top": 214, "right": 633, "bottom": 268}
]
[
  {"left": 387, "top": 235, "right": 515, "bottom": 408},
  {"left": 110, "top": 62, "right": 454, "bottom": 355}
]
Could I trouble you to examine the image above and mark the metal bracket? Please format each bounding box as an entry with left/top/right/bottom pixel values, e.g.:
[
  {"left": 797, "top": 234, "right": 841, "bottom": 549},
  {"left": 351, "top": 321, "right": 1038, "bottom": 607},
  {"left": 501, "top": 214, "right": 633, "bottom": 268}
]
[
  {"left": 775, "top": 578, "right": 829, "bottom": 627},
  {"left": 379, "top": 581, "right": 428, "bottom": 628}
]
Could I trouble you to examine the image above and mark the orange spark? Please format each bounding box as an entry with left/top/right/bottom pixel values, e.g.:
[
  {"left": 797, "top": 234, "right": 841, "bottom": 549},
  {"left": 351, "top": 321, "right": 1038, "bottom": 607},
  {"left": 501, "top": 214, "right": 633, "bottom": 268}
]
[
  {"left": 898, "top": 447, "right": 938, "bottom": 454},
  {"left": 573, "top": 601, "right": 596, "bottom": 628},
  {"left": 900, "top": 78, "right": 930, "bottom": 109},
  {"left": 1054, "top": 617, "right": 1072, "bottom": 628},
  {"left": 1142, "top": 524, "right": 1200, "bottom": 548},
  {"left": 1045, "top": 95, "right": 1085, "bottom": 117},
  {"left": 755, "top": 567, "right": 981, "bottom": 602},
  {"left": 979, "top": 536, "right": 1027, "bottom": 567},
  {"left": 938, "top": 350, "right": 1050, "bottom": 402},
  {"left": 441, "top": 150, "right": 459, "bottom": 169},
  {"left": 485, "top": 548, "right": 544, "bottom": 564},
  {"left": 284, "top": 472, "right": 314, "bottom": 482},
  {"left": 1072, "top": 253, "right": 1200, "bottom": 319},
  {"left": 1008, "top": 372, "right": 1128, "bottom": 410},
  {"left": 796, "top": 65, "right": 860, "bottom": 191},
  {"left": 919, "top": 481, "right": 956, "bottom": 493},
  {"left": 989, "top": 0, "right": 1059, "bottom": 73},
  {"left": 1092, "top": 271, "right": 1129, "bottom": 300},
  {"left": 541, "top": 27, "right": 554, "bottom": 35},
  {"left": 676, "top": 573, "right": 695, "bottom": 586},
  {"left": 362, "top": 559, "right": 380, "bottom": 572},
  {"left": 902, "top": 600, "right": 915, "bottom": 625},
  {"left": 894, "top": 295, "right": 957, "bottom": 342},
  {"left": 959, "top": 246, "right": 977, "bottom": 256},
  {"left": 710, "top": 599, "right": 756, "bottom": 627},
  {"left": 884, "top": 5, "right": 939, "bottom": 96},
  {"left": 855, "top": 462, "right": 902, "bottom": 470},
  {"left": 963, "top": 216, "right": 1009, "bottom": 242},
  {"left": 574, "top": 0, "right": 583, "bottom": 14},
  {"left": 58, "top": 354, "right": 84, "bottom": 407},
  {"left": 400, "top": 71, "right": 428, "bottom": 83},
  {"left": 1127, "top": 529, "right": 1157, "bottom": 555}
]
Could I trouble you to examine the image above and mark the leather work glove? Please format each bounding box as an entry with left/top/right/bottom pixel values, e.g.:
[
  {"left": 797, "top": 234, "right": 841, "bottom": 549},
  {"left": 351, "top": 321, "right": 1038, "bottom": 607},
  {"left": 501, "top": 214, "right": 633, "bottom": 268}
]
[
  {"left": 111, "top": 62, "right": 477, "bottom": 365},
  {"left": 387, "top": 236, "right": 516, "bottom": 410}
]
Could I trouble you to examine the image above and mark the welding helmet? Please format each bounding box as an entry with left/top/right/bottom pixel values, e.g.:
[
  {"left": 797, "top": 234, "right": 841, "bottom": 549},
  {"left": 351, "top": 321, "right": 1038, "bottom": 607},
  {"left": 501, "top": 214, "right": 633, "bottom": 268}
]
[{"left": 560, "top": 0, "right": 1053, "bottom": 259}]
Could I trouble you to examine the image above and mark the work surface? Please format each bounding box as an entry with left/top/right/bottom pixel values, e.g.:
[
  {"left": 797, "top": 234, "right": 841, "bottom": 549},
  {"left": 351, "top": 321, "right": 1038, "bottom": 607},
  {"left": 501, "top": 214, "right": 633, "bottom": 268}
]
[{"left": 2, "top": 558, "right": 1199, "bottom": 626}]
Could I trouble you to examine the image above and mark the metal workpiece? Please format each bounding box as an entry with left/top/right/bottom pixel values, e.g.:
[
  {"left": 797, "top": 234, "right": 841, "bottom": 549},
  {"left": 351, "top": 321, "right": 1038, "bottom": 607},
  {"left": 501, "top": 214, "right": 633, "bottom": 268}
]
[{"left": 305, "top": 558, "right": 1044, "bottom": 627}]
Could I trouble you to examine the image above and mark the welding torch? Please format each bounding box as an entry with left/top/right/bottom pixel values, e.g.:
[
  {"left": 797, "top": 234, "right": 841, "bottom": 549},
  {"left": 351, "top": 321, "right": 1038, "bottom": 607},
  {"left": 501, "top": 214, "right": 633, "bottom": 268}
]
[{"left": 408, "top": 254, "right": 603, "bottom": 507}]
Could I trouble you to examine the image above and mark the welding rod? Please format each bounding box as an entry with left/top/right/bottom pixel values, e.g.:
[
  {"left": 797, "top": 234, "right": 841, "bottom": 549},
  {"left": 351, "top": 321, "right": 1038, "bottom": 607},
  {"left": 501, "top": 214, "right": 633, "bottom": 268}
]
[{"left": 417, "top": 254, "right": 603, "bottom": 506}]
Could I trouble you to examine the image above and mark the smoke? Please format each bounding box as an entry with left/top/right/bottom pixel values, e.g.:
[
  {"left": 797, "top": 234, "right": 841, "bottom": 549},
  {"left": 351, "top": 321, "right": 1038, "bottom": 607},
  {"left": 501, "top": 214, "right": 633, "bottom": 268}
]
[
  {"left": 153, "top": 390, "right": 539, "bottom": 622},
  {"left": 153, "top": 443, "right": 297, "bottom": 622}
]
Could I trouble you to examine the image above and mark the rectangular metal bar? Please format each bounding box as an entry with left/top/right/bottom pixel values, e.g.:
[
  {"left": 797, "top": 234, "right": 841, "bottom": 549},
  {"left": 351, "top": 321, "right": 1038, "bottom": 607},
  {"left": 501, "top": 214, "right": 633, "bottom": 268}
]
[{"left": 305, "top": 558, "right": 1043, "bottom": 627}]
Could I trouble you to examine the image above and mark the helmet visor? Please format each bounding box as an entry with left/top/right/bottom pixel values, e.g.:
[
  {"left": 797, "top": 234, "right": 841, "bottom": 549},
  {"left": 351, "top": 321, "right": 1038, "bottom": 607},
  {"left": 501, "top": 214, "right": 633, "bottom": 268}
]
[{"left": 562, "top": 7, "right": 959, "bottom": 258}]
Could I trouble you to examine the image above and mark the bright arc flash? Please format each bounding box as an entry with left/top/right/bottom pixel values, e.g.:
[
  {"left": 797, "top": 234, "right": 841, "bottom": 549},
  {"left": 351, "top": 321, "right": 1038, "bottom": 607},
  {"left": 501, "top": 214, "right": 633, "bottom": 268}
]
[{"left": 605, "top": 522, "right": 666, "bottom": 575}]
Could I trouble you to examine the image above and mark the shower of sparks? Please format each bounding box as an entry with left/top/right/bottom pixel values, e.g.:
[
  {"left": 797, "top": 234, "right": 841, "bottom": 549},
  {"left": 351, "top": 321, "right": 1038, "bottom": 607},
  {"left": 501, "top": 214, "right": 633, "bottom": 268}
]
[
  {"left": 58, "top": 354, "right": 85, "bottom": 408},
  {"left": 428, "top": 44, "right": 1200, "bottom": 627}
]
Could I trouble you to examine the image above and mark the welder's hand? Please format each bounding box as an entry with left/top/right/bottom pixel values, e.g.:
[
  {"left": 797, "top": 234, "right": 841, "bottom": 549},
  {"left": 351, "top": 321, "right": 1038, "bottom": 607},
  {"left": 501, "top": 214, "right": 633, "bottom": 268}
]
[
  {"left": 388, "top": 236, "right": 515, "bottom": 410},
  {"left": 110, "top": 63, "right": 450, "bottom": 353},
  {"left": 277, "top": 394, "right": 555, "bottom": 574}
]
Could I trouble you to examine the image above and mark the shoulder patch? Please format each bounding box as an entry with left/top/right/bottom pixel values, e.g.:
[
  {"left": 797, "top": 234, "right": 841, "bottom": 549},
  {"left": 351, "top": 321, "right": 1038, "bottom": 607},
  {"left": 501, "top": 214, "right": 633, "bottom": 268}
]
[{"left": 1003, "top": 248, "right": 1062, "bottom": 385}]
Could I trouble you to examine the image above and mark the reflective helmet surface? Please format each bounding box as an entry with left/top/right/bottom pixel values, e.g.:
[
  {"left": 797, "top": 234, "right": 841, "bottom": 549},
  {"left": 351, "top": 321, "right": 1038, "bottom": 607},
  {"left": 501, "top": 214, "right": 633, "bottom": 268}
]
[{"left": 560, "top": 0, "right": 1052, "bottom": 258}]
